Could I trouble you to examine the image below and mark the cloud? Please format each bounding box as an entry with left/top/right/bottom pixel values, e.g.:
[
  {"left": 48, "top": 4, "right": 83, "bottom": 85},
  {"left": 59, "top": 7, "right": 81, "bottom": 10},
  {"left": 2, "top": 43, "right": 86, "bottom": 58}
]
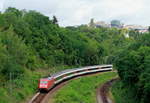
[
  {"left": 2, "top": 0, "right": 150, "bottom": 26},
  {"left": 0, "top": 0, "right": 5, "bottom": 11}
]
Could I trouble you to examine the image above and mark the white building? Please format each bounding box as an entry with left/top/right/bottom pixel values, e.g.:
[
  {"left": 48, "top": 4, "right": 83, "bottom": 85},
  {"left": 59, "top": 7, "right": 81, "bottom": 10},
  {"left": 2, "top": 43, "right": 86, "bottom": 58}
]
[{"left": 124, "top": 25, "right": 148, "bottom": 33}]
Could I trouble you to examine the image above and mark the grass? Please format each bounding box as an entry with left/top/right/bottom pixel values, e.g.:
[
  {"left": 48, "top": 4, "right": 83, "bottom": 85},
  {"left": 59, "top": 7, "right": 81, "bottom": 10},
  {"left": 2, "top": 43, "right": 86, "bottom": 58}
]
[
  {"left": 0, "top": 69, "right": 44, "bottom": 103},
  {"left": 111, "top": 81, "right": 139, "bottom": 103},
  {"left": 0, "top": 65, "right": 74, "bottom": 103},
  {"left": 52, "top": 72, "right": 117, "bottom": 103}
]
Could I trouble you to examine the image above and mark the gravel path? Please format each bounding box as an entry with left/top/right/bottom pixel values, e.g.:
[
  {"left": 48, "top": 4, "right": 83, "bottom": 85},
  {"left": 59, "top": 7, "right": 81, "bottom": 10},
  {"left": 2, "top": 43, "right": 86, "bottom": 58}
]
[{"left": 97, "top": 78, "right": 119, "bottom": 103}]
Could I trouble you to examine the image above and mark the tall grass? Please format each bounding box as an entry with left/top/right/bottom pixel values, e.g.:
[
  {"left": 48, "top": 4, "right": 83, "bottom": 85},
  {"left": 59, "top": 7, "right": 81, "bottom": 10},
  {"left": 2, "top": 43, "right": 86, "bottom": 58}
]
[
  {"left": 0, "top": 69, "right": 43, "bottom": 103},
  {"left": 111, "top": 81, "right": 139, "bottom": 103},
  {"left": 0, "top": 65, "right": 74, "bottom": 103},
  {"left": 52, "top": 72, "right": 117, "bottom": 103}
]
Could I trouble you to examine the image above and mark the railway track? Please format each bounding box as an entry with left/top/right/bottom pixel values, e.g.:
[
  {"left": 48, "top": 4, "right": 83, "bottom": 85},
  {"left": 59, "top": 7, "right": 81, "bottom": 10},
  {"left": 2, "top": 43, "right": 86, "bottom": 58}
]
[
  {"left": 31, "top": 92, "right": 46, "bottom": 103},
  {"left": 97, "top": 78, "right": 119, "bottom": 103},
  {"left": 28, "top": 76, "right": 73, "bottom": 103},
  {"left": 29, "top": 65, "right": 113, "bottom": 103}
]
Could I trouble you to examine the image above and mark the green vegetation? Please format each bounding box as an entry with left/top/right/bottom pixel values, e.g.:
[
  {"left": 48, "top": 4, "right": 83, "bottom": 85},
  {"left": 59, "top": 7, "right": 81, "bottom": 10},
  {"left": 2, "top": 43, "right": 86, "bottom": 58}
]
[
  {"left": 53, "top": 72, "right": 117, "bottom": 103},
  {"left": 0, "top": 7, "right": 149, "bottom": 103},
  {"left": 114, "top": 33, "right": 150, "bottom": 103},
  {"left": 0, "top": 69, "right": 42, "bottom": 103},
  {"left": 0, "top": 65, "right": 73, "bottom": 103},
  {"left": 111, "top": 81, "right": 139, "bottom": 103}
]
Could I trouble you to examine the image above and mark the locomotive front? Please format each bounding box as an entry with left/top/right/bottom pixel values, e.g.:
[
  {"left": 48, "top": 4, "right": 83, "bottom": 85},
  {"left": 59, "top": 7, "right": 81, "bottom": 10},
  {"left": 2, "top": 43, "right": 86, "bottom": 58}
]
[{"left": 38, "top": 77, "right": 55, "bottom": 91}]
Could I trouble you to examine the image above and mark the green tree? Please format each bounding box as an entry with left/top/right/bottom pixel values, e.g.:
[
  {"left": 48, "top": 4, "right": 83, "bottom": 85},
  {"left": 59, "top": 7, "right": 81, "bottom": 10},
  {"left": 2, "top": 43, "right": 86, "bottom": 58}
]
[{"left": 52, "top": 15, "right": 58, "bottom": 25}]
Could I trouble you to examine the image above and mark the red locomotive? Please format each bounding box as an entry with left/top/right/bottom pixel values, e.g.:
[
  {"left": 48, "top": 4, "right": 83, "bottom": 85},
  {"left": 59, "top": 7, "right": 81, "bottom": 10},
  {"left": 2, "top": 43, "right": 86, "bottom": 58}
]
[{"left": 38, "top": 77, "right": 55, "bottom": 91}]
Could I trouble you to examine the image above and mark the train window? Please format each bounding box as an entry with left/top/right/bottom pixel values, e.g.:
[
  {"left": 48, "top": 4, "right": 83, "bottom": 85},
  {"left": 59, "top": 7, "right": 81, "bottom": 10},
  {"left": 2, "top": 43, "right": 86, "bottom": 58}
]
[
  {"left": 48, "top": 77, "right": 52, "bottom": 80},
  {"left": 56, "top": 76, "right": 63, "bottom": 80},
  {"left": 40, "top": 81, "right": 48, "bottom": 84}
]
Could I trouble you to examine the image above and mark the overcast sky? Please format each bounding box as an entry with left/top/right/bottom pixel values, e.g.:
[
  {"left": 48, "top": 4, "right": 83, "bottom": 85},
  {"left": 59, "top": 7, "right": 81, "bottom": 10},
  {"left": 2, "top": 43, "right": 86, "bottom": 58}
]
[{"left": 0, "top": 0, "right": 150, "bottom": 26}]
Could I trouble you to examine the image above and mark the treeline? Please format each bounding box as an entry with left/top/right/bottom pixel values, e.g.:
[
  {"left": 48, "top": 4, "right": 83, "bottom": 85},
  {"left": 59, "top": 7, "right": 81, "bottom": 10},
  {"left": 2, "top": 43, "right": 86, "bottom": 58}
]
[
  {"left": 0, "top": 7, "right": 136, "bottom": 102},
  {"left": 115, "top": 32, "right": 150, "bottom": 103},
  {"left": 0, "top": 7, "right": 131, "bottom": 81}
]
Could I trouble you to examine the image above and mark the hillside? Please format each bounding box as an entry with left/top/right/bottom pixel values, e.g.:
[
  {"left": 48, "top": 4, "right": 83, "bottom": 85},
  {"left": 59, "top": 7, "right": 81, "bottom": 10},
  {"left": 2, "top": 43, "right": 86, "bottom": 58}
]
[{"left": 0, "top": 7, "right": 149, "bottom": 103}]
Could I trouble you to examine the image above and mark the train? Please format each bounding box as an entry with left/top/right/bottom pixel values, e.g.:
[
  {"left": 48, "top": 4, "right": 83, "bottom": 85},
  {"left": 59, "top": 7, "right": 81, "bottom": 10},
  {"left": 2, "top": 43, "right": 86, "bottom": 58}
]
[{"left": 38, "top": 65, "right": 113, "bottom": 91}]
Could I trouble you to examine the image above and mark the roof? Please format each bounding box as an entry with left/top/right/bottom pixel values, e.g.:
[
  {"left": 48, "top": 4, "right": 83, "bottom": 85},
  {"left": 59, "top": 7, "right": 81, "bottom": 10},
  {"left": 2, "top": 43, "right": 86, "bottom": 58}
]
[{"left": 51, "top": 65, "right": 112, "bottom": 78}]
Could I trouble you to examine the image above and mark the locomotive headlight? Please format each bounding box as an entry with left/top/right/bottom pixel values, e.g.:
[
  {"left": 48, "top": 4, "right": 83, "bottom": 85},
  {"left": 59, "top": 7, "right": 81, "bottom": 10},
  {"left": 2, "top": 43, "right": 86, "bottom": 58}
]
[{"left": 44, "top": 84, "right": 47, "bottom": 87}]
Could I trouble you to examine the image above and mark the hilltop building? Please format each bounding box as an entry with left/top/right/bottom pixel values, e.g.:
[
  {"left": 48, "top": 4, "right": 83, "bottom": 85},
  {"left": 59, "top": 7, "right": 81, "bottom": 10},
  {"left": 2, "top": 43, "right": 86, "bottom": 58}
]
[
  {"left": 88, "top": 19, "right": 110, "bottom": 28},
  {"left": 124, "top": 25, "right": 148, "bottom": 33},
  {"left": 89, "top": 18, "right": 95, "bottom": 28},
  {"left": 87, "top": 19, "right": 148, "bottom": 33},
  {"left": 111, "top": 20, "right": 123, "bottom": 28},
  {"left": 95, "top": 21, "right": 110, "bottom": 28}
]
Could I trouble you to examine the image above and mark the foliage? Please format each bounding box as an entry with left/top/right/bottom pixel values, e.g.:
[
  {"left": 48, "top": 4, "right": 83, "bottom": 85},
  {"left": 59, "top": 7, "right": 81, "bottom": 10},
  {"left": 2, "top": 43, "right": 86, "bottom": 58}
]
[
  {"left": 0, "top": 26, "right": 28, "bottom": 79},
  {"left": 53, "top": 72, "right": 117, "bottom": 103},
  {"left": 0, "top": 7, "right": 143, "bottom": 103},
  {"left": 52, "top": 16, "right": 58, "bottom": 25},
  {"left": 111, "top": 81, "right": 139, "bottom": 103},
  {"left": 115, "top": 33, "right": 150, "bottom": 103}
]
